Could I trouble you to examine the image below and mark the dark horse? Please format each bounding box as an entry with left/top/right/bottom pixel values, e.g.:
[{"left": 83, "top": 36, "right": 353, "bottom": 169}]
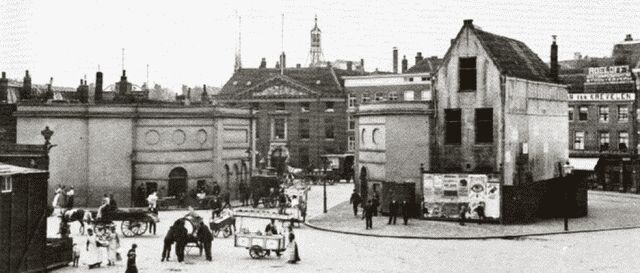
[{"left": 62, "top": 208, "right": 93, "bottom": 235}]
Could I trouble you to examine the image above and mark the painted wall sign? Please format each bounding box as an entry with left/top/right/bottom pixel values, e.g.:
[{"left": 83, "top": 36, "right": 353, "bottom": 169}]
[
  {"left": 568, "top": 93, "right": 635, "bottom": 102},
  {"left": 585, "top": 65, "right": 633, "bottom": 84}
]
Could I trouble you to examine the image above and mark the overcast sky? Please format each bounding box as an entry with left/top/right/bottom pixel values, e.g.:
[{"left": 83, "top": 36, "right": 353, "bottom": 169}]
[{"left": 1, "top": 0, "right": 639, "bottom": 92}]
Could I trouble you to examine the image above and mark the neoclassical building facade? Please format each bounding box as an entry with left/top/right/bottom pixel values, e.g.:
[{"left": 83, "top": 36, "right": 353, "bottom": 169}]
[{"left": 14, "top": 103, "right": 253, "bottom": 207}]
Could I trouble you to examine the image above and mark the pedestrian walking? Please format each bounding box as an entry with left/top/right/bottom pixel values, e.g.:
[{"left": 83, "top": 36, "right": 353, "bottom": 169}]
[
  {"left": 107, "top": 226, "right": 120, "bottom": 266},
  {"left": 401, "top": 200, "right": 410, "bottom": 225},
  {"left": 362, "top": 200, "right": 374, "bottom": 230},
  {"left": 125, "top": 244, "right": 138, "bottom": 273},
  {"left": 388, "top": 199, "right": 399, "bottom": 225},
  {"left": 474, "top": 202, "right": 486, "bottom": 224},
  {"left": 222, "top": 190, "right": 232, "bottom": 209},
  {"left": 173, "top": 219, "right": 188, "bottom": 263},
  {"left": 371, "top": 193, "right": 380, "bottom": 217},
  {"left": 285, "top": 233, "right": 301, "bottom": 264},
  {"left": 147, "top": 191, "right": 159, "bottom": 235},
  {"left": 349, "top": 190, "right": 362, "bottom": 217},
  {"left": 161, "top": 224, "right": 174, "bottom": 262},
  {"left": 459, "top": 204, "right": 469, "bottom": 226},
  {"left": 278, "top": 190, "right": 288, "bottom": 215},
  {"left": 66, "top": 186, "right": 75, "bottom": 209},
  {"left": 197, "top": 222, "right": 214, "bottom": 261}
]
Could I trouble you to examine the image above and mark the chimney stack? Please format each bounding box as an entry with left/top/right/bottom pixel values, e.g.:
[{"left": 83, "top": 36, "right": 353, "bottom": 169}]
[
  {"left": 119, "top": 70, "right": 128, "bottom": 96},
  {"left": 574, "top": 52, "right": 582, "bottom": 60},
  {"left": 393, "top": 47, "right": 399, "bottom": 74},
  {"left": 401, "top": 55, "right": 408, "bottom": 73},
  {"left": 280, "top": 52, "right": 286, "bottom": 69},
  {"left": 625, "top": 34, "right": 633, "bottom": 41},
  {"left": 415, "top": 52, "right": 424, "bottom": 65},
  {"left": 346, "top": 61, "right": 353, "bottom": 71},
  {"left": 296, "top": 64, "right": 301, "bottom": 69},
  {"left": 77, "top": 79, "right": 89, "bottom": 103},
  {"left": 259, "top": 58, "right": 267, "bottom": 69},
  {"left": 0, "top": 72, "right": 8, "bottom": 103},
  {"left": 201, "top": 84, "right": 210, "bottom": 104},
  {"left": 184, "top": 88, "right": 191, "bottom": 106},
  {"left": 275, "top": 61, "right": 280, "bottom": 69},
  {"left": 45, "top": 77, "right": 54, "bottom": 101},
  {"left": 21, "top": 70, "right": 32, "bottom": 100},
  {"left": 95, "top": 71, "right": 103, "bottom": 102},
  {"left": 550, "top": 35, "right": 559, "bottom": 83},
  {"left": 463, "top": 19, "right": 474, "bottom": 26},
  {"left": 360, "top": 59, "right": 365, "bottom": 71}
]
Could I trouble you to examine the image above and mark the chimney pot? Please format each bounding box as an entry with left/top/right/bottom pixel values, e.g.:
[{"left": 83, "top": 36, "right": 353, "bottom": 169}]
[
  {"left": 347, "top": 61, "right": 353, "bottom": 71},
  {"left": 550, "top": 35, "right": 559, "bottom": 83},
  {"left": 393, "top": 47, "right": 399, "bottom": 74},
  {"left": 122, "top": 70, "right": 126, "bottom": 77},
  {"left": 296, "top": 64, "right": 301, "bottom": 68},
  {"left": 463, "top": 19, "right": 473, "bottom": 26},
  {"left": 625, "top": 34, "right": 633, "bottom": 41},
  {"left": 401, "top": 55, "right": 408, "bottom": 73},
  {"left": 25, "top": 70, "right": 29, "bottom": 76},
  {"left": 260, "top": 58, "right": 267, "bottom": 69},
  {"left": 415, "top": 52, "right": 424, "bottom": 65},
  {"left": 1, "top": 72, "right": 5, "bottom": 79}
]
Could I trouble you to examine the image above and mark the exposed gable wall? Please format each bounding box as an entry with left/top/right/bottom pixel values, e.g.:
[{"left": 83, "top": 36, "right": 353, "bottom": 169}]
[{"left": 435, "top": 27, "right": 504, "bottom": 173}]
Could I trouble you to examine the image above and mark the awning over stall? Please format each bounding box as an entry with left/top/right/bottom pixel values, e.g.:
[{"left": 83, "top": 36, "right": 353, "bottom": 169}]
[{"left": 568, "top": 158, "right": 599, "bottom": 171}]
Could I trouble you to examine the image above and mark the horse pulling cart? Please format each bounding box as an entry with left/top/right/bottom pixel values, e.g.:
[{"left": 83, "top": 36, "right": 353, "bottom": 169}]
[{"left": 91, "top": 208, "right": 159, "bottom": 238}]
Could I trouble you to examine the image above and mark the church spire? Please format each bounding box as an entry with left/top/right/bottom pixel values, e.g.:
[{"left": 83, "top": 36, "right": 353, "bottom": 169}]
[{"left": 308, "top": 15, "right": 324, "bottom": 67}]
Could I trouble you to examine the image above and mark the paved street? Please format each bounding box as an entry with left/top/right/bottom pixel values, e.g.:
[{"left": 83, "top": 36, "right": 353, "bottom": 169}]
[{"left": 49, "top": 184, "right": 640, "bottom": 273}]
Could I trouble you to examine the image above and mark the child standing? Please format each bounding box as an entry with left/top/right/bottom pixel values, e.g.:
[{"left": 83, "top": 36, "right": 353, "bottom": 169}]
[{"left": 72, "top": 243, "right": 80, "bottom": 267}]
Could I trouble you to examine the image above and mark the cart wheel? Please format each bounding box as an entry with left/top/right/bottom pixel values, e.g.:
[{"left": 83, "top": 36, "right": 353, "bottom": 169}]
[
  {"left": 222, "top": 226, "right": 233, "bottom": 238},
  {"left": 121, "top": 221, "right": 137, "bottom": 237},
  {"left": 213, "top": 228, "right": 220, "bottom": 237},
  {"left": 134, "top": 221, "right": 148, "bottom": 235},
  {"left": 249, "top": 246, "right": 264, "bottom": 259}
]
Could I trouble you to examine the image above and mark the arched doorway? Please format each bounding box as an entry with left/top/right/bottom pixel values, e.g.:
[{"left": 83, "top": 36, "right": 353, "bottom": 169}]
[
  {"left": 224, "top": 165, "right": 231, "bottom": 191},
  {"left": 359, "top": 166, "right": 368, "bottom": 200},
  {"left": 168, "top": 167, "right": 188, "bottom": 198}
]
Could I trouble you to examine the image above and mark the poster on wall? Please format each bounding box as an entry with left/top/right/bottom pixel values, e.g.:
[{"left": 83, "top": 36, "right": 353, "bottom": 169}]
[{"left": 422, "top": 173, "right": 501, "bottom": 220}]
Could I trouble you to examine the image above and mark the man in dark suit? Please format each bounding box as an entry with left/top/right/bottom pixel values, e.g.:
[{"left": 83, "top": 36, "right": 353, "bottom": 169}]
[
  {"left": 400, "top": 200, "right": 410, "bottom": 225},
  {"left": 349, "top": 190, "right": 362, "bottom": 217},
  {"left": 388, "top": 199, "right": 398, "bottom": 225},
  {"left": 362, "top": 200, "right": 374, "bottom": 229}
]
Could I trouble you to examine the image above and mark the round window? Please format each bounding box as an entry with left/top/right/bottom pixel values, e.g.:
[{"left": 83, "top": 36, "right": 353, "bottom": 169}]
[
  {"left": 196, "top": 129, "right": 207, "bottom": 144},
  {"left": 172, "top": 129, "right": 186, "bottom": 145},
  {"left": 144, "top": 130, "right": 160, "bottom": 145}
]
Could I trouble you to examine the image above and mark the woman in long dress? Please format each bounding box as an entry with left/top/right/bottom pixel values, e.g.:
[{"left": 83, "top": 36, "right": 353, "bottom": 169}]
[
  {"left": 84, "top": 228, "right": 103, "bottom": 269},
  {"left": 285, "top": 233, "right": 301, "bottom": 264},
  {"left": 107, "top": 226, "right": 120, "bottom": 266}
]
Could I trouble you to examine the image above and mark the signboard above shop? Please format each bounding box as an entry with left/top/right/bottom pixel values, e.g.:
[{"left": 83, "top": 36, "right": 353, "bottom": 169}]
[
  {"left": 585, "top": 65, "right": 633, "bottom": 84},
  {"left": 568, "top": 92, "right": 635, "bottom": 102}
]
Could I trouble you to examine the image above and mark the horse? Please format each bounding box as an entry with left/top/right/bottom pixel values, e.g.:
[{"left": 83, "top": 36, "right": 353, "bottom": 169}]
[{"left": 62, "top": 208, "right": 93, "bottom": 235}]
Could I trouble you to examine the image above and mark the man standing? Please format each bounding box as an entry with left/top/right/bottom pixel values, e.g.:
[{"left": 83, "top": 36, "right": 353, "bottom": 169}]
[
  {"left": 371, "top": 193, "right": 380, "bottom": 217},
  {"left": 161, "top": 224, "right": 174, "bottom": 262},
  {"left": 400, "top": 200, "right": 410, "bottom": 225},
  {"left": 475, "top": 202, "right": 486, "bottom": 225},
  {"left": 222, "top": 190, "right": 232, "bottom": 209},
  {"left": 349, "top": 190, "right": 362, "bottom": 217},
  {"left": 66, "top": 186, "right": 75, "bottom": 209},
  {"left": 197, "top": 222, "right": 214, "bottom": 261},
  {"left": 362, "top": 200, "right": 374, "bottom": 230},
  {"left": 211, "top": 181, "right": 221, "bottom": 197},
  {"left": 388, "top": 199, "right": 398, "bottom": 225},
  {"left": 173, "top": 219, "right": 188, "bottom": 263},
  {"left": 278, "top": 190, "right": 288, "bottom": 215},
  {"left": 125, "top": 244, "right": 138, "bottom": 273},
  {"left": 147, "top": 191, "right": 158, "bottom": 235},
  {"left": 459, "top": 204, "right": 469, "bottom": 226},
  {"left": 238, "top": 181, "right": 247, "bottom": 206}
]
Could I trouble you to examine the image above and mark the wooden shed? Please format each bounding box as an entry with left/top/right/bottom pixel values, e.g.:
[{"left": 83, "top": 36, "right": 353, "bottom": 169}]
[{"left": 0, "top": 163, "right": 49, "bottom": 273}]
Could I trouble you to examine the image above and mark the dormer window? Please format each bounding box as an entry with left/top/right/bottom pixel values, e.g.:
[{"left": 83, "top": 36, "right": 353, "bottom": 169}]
[{"left": 459, "top": 57, "right": 477, "bottom": 92}]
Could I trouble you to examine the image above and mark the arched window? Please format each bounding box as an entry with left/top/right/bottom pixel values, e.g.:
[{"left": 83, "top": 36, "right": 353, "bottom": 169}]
[
  {"left": 372, "top": 128, "right": 380, "bottom": 144},
  {"left": 234, "top": 164, "right": 240, "bottom": 184},
  {"left": 224, "top": 165, "right": 231, "bottom": 190},
  {"left": 361, "top": 128, "right": 366, "bottom": 144}
]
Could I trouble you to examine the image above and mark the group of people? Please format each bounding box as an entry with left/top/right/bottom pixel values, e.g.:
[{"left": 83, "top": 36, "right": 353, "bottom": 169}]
[
  {"left": 96, "top": 193, "right": 118, "bottom": 219},
  {"left": 162, "top": 208, "right": 216, "bottom": 263},
  {"left": 80, "top": 226, "right": 137, "bottom": 272},
  {"left": 349, "top": 190, "right": 411, "bottom": 230},
  {"left": 52, "top": 185, "right": 75, "bottom": 215}
]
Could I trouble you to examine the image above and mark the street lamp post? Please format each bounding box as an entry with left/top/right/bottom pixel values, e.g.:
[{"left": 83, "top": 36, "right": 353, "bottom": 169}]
[{"left": 323, "top": 157, "right": 328, "bottom": 213}]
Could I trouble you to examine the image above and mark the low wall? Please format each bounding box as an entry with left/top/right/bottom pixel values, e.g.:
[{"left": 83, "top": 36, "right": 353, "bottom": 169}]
[{"left": 502, "top": 174, "right": 588, "bottom": 224}]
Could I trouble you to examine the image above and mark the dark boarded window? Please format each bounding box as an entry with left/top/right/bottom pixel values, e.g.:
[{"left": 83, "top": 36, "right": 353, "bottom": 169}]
[
  {"left": 445, "top": 109, "right": 462, "bottom": 144},
  {"left": 299, "top": 119, "right": 310, "bottom": 139},
  {"left": 459, "top": 57, "right": 477, "bottom": 91},
  {"left": 475, "top": 108, "right": 493, "bottom": 143},
  {"left": 325, "top": 118, "right": 335, "bottom": 139}
]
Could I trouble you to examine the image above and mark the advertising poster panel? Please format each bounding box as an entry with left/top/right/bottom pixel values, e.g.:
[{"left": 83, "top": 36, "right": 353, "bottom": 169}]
[{"left": 422, "top": 173, "right": 500, "bottom": 220}]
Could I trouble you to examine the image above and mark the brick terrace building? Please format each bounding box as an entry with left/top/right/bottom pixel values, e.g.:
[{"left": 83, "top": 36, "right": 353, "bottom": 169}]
[{"left": 217, "top": 66, "right": 362, "bottom": 174}]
